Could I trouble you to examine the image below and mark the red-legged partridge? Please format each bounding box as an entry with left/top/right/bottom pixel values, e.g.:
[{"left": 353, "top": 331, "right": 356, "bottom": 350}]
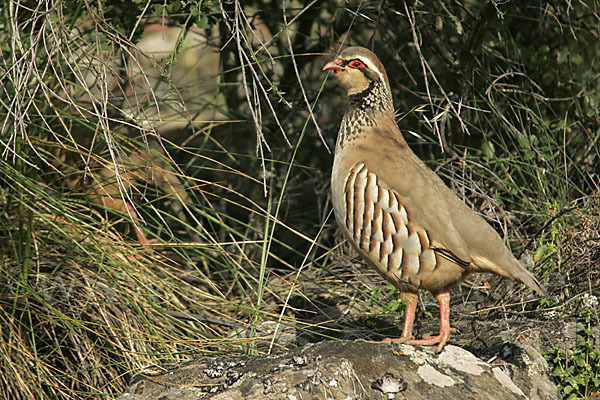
[
  {"left": 322, "top": 46, "right": 544, "bottom": 350},
  {"left": 54, "top": 147, "right": 191, "bottom": 245}
]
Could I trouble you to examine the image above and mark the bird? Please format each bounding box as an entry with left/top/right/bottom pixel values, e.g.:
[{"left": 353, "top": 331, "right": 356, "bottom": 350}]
[
  {"left": 322, "top": 46, "right": 544, "bottom": 351},
  {"left": 51, "top": 145, "right": 197, "bottom": 245}
]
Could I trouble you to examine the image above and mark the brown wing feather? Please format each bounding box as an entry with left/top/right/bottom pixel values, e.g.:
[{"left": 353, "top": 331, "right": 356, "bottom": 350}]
[{"left": 352, "top": 118, "right": 544, "bottom": 295}]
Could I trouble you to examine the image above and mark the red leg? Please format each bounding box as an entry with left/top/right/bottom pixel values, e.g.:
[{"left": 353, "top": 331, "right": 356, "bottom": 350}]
[
  {"left": 406, "top": 290, "right": 451, "bottom": 351},
  {"left": 376, "top": 292, "right": 418, "bottom": 343},
  {"left": 400, "top": 292, "right": 418, "bottom": 340},
  {"left": 125, "top": 202, "right": 156, "bottom": 245}
]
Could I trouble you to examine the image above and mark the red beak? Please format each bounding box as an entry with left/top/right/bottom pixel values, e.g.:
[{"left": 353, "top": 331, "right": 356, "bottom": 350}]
[{"left": 322, "top": 59, "right": 344, "bottom": 71}]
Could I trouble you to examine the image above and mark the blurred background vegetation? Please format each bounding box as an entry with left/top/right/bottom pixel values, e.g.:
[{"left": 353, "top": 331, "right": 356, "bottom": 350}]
[{"left": 0, "top": 0, "right": 598, "bottom": 398}]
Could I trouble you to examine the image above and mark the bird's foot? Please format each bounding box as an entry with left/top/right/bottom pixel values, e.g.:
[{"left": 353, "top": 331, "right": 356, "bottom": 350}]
[
  {"left": 374, "top": 333, "right": 449, "bottom": 352},
  {"left": 374, "top": 335, "right": 412, "bottom": 344},
  {"left": 406, "top": 331, "right": 451, "bottom": 352},
  {"left": 134, "top": 232, "right": 159, "bottom": 255},
  {"left": 422, "top": 326, "right": 457, "bottom": 340},
  {"left": 139, "top": 237, "right": 160, "bottom": 245}
]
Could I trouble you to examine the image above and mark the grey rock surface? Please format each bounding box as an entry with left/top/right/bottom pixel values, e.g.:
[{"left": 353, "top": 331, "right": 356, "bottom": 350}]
[{"left": 118, "top": 340, "right": 560, "bottom": 400}]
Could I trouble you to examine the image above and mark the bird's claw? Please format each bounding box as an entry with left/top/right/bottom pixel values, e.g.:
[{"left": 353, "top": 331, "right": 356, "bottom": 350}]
[{"left": 375, "top": 336, "right": 413, "bottom": 344}]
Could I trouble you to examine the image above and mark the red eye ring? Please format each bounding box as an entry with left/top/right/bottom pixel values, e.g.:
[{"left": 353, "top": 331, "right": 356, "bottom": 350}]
[{"left": 349, "top": 60, "right": 365, "bottom": 69}]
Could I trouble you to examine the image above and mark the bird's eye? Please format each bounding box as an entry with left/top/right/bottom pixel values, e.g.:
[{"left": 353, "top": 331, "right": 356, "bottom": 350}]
[{"left": 349, "top": 60, "right": 365, "bottom": 69}]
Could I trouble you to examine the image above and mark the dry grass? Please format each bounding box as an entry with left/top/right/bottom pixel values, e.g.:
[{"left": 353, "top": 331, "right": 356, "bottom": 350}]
[{"left": 1, "top": 1, "right": 599, "bottom": 399}]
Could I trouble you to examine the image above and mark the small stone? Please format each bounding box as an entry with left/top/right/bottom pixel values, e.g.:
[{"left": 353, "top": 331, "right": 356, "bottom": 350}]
[
  {"left": 417, "top": 364, "right": 455, "bottom": 387},
  {"left": 292, "top": 356, "right": 306, "bottom": 366},
  {"left": 263, "top": 377, "right": 274, "bottom": 394},
  {"left": 438, "top": 345, "right": 488, "bottom": 376},
  {"left": 371, "top": 372, "right": 407, "bottom": 396},
  {"left": 501, "top": 344, "right": 513, "bottom": 358},
  {"left": 203, "top": 366, "right": 223, "bottom": 379}
]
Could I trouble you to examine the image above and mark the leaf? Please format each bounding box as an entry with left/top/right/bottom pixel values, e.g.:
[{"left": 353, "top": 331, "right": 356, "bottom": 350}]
[
  {"left": 564, "top": 385, "right": 573, "bottom": 394},
  {"left": 482, "top": 141, "right": 495, "bottom": 159}
]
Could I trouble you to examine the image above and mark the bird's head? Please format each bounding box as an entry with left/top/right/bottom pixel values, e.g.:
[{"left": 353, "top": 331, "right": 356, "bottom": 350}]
[{"left": 322, "top": 46, "right": 391, "bottom": 97}]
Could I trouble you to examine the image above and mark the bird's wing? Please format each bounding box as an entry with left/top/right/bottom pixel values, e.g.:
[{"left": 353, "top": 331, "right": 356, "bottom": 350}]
[{"left": 353, "top": 122, "right": 543, "bottom": 295}]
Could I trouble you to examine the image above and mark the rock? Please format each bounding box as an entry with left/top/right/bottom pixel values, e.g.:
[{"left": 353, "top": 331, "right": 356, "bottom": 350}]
[{"left": 118, "top": 340, "right": 559, "bottom": 399}]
